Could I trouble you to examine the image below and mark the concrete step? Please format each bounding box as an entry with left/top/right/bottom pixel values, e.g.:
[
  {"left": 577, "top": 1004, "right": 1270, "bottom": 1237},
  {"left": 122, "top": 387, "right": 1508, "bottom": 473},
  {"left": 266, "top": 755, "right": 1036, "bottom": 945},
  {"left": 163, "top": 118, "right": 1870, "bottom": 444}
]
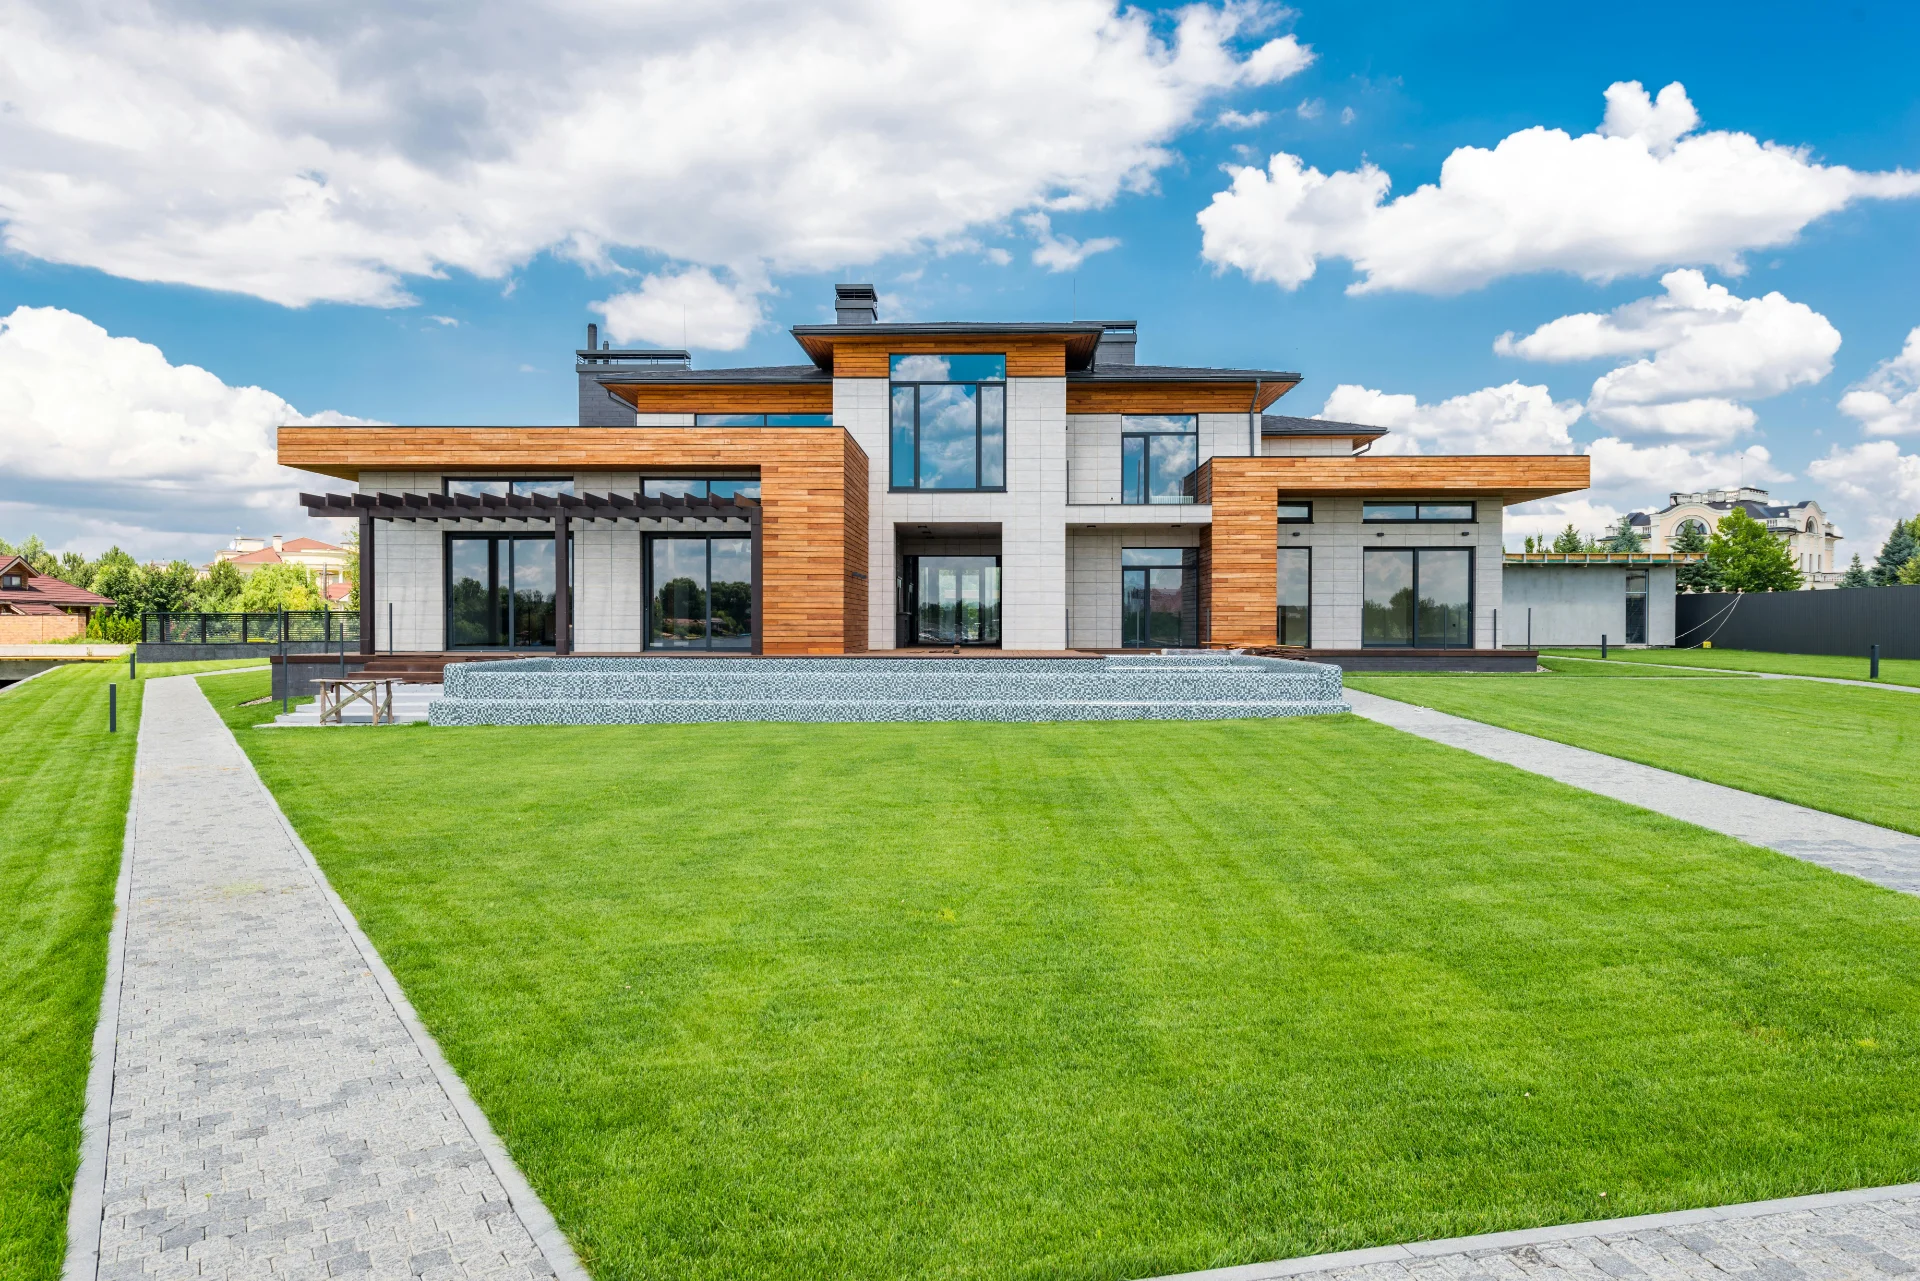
[{"left": 429, "top": 698, "right": 1350, "bottom": 725}]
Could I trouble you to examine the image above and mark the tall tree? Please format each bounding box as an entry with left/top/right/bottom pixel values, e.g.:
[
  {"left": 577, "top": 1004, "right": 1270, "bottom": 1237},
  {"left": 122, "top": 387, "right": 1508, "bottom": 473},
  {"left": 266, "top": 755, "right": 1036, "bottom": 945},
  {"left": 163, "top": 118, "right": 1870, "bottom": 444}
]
[
  {"left": 1708, "top": 508, "right": 1802, "bottom": 592},
  {"left": 1550, "top": 524, "right": 1584, "bottom": 553},
  {"left": 195, "top": 559, "right": 245, "bottom": 611},
  {"left": 1871, "top": 516, "right": 1918, "bottom": 585},
  {"left": 1604, "top": 515, "right": 1644, "bottom": 552},
  {"left": 89, "top": 551, "right": 146, "bottom": 619},
  {"left": 1838, "top": 554, "right": 1873, "bottom": 588},
  {"left": 1671, "top": 519, "right": 1721, "bottom": 592}
]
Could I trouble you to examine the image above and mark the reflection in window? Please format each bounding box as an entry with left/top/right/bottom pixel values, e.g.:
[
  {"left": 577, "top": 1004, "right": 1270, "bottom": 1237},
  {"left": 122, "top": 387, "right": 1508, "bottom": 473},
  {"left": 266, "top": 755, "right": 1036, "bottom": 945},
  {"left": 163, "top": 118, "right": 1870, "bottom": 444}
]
[
  {"left": 1121, "top": 415, "right": 1198, "bottom": 505},
  {"left": 1121, "top": 548, "right": 1196, "bottom": 648},
  {"left": 889, "top": 355, "right": 1006, "bottom": 490},
  {"left": 648, "top": 535, "right": 752, "bottom": 650},
  {"left": 446, "top": 478, "right": 576, "bottom": 498},
  {"left": 1277, "top": 502, "right": 1313, "bottom": 523},
  {"left": 1626, "top": 570, "right": 1649, "bottom": 645},
  {"left": 1363, "top": 548, "right": 1473, "bottom": 647},
  {"left": 1277, "top": 547, "right": 1311, "bottom": 646},
  {"left": 693, "top": 413, "right": 832, "bottom": 426},
  {"left": 1362, "top": 501, "right": 1476, "bottom": 522},
  {"left": 446, "top": 535, "right": 560, "bottom": 648},
  {"left": 642, "top": 478, "right": 761, "bottom": 501}
]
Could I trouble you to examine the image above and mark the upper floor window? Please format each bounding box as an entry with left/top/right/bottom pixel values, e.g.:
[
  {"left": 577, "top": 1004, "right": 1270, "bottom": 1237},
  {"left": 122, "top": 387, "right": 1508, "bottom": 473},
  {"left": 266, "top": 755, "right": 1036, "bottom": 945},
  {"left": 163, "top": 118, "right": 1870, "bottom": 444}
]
[
  {"left": 890, "top": 354, "right": 1006, "bottom": 491},
  {"left": 693, "top": 413, "right": 831, "bottom": 426},
  {"left": 1, "top": 573, "right": 21, "bottom": 589},
  {"left": 446, "top": 478, "right": 575, "bottom": 498},
  {"left": 643, "top": 478, "right": 761, "bottom": 501},
  {"left": 1362, "top": 501, "right": 1475, "bottom": 523},
  {"left": 1121, "top": 415, "right": 1198, "bottom": 505},
  {"left": 1276, "top": 502, "right": 1313, "bottom": 524}
]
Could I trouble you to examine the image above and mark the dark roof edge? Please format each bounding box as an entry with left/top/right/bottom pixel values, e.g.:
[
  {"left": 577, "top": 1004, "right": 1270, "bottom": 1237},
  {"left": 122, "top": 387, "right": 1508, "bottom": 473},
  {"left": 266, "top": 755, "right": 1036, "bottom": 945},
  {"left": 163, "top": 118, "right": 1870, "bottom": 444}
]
[
  {"left": 789, "top": 321, "right": 1109, "bottom": 337},
  {"left": 1262, "top": 414, "right": 1387, "bottom": 437},
  {"left": 1069, "top": 366, "right": 1303, "bottom": 383}
]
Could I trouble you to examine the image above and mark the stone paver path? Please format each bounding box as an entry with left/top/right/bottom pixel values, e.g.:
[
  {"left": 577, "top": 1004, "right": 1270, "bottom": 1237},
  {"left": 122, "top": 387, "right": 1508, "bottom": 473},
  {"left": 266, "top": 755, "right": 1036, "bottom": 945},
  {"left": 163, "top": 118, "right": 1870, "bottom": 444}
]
[
  {"left": 1549, "top": 653, "right": 1920, "bottom": 693},
  {"left": 1345, "top": 688, "right": 1920, "bottom": 894},
  {"left": 76, "top": 675, "right": 582, "bottom": 1281}
]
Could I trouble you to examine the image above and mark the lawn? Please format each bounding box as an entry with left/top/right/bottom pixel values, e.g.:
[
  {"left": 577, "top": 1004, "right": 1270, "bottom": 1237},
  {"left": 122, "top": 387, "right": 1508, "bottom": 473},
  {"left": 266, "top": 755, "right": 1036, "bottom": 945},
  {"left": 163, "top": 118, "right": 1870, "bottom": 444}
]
[
  {"left": 0, "top": 659, "right": 264, "bottom": 1281},
  {"left": 1348, "top": 669, "right": 1920, "bottom": 836},
  {"left": 201, "top": 668, "right": 1920, "bottom": 1281},
  {"left": 1542, "top": 646, "right": 1920, "bottom": 687}
]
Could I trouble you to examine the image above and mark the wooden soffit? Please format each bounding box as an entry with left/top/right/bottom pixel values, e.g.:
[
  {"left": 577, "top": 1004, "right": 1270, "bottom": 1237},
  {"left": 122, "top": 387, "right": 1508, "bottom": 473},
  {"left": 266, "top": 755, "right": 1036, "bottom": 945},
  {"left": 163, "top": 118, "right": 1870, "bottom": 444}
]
[
  {"left": 1207, "top": 454, "right": 1591, "bottom": 504},
  {"left": 602, "top": 383, "right": 833, "bottom": 413},
  {"left": 794, "top": 333, "right": 1078, "bottom": 379},
  {"left": 276, "top": 425, "right": 861, "bottom": 481},
  {"left": 1066, "top": 380, "right": 1297, "bottom": 415}
]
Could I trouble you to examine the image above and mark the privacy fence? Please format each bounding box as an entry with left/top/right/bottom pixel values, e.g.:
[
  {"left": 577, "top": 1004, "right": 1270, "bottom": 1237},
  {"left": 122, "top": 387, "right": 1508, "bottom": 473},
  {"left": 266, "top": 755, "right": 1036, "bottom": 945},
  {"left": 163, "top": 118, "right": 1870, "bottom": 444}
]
[
  {"left": 140, "top": 611, "right": 360, "bottom": 645},
  {"left": 1676, "top": 586, "right": 1920, "bottom": 660}
]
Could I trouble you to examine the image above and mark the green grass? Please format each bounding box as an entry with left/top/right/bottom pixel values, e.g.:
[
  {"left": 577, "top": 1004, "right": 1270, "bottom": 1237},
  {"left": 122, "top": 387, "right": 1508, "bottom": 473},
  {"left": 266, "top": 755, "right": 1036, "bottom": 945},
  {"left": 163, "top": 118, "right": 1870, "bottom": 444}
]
[
  {"left": 1349, "top": 670, "right": 1920, "bottom": 836},
  {"left": 1535, "top": 656, "right": 1758, "bottom": 678},
  {"left": 1542, "top": 646, "right": 1920, "bottom": 687},
  {"left": 201, "top": 668, "right": 1920, "bottom": 1281},
  {"left": 0, "top": 658, "right": 280, "bottom": 1281}
]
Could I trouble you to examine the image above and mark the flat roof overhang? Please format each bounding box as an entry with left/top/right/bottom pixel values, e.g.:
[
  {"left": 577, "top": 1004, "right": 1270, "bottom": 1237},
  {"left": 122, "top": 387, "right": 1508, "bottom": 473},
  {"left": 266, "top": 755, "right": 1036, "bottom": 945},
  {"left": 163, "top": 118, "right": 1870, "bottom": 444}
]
[
  {"left": 1206, "top": 454, "right": 1592, "bottom": 505},
  {"left": 790, "top": 321, "right": 1108, "bottom": 370},
  {"left": 275, "top": 423, "right": 859, "bottom": 481}
]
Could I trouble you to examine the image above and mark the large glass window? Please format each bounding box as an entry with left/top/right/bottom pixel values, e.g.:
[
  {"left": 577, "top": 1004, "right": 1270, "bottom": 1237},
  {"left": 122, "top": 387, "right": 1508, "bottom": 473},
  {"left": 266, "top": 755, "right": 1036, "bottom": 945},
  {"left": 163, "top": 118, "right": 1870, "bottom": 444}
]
[
  {"left": 889, "top": 354, "right": 1006, "bottom": 491},
  {"left": 642, "top": 478, "right": 761, "bottom": 500},
  {"left": 1120, "top": 548, "right": 1196, "bottom": 648},
  {"left": 693, "top": 413, "right": 832, "bottom": 426},
  {"left": 446, "top": 535, "right": 559, "bottom": 648},
  {"left": 1363, "top": 548, "right": 1474, "bottom": 648},
  {"left": 1277, "top": 547, "right": 1311, "bottom": 646},
  {"left": 446, "top": 478, "right": 574, "bottom": 498},
  {"left": 647, "top": 536, "right": 752, "bottom": 651},
  {"left": 904, "top": 556, "right": 1001, "bottom": 646},
  {"left": 1121, "top": 415, "right": 1199, "bottom": 505}
]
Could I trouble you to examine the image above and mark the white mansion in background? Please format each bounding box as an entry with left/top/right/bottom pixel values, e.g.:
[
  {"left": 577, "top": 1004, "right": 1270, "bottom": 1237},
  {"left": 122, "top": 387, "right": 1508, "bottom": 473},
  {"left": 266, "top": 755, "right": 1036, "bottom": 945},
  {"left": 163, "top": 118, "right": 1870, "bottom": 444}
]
[{"left": 1629, "top": 487, "right": 1844, "bottom": 588}]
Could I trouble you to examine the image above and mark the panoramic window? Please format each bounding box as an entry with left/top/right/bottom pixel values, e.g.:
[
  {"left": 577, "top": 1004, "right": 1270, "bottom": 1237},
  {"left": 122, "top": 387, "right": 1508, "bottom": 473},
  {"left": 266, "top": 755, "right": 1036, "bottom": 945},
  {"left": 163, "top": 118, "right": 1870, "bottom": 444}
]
[
  {"left": 889, "top": 354, "right": 1006, "bottom": 491},
  {"left": 445, "top": 478, "right": 575, "bottom": 498},
  {"left": 1362, "top": 501, "right": 1476, "bottom": 522},
  {"left": 1362, "top": 548, "right": 1474, "bottom": 648},
  {"left": 903, "top": 555, "right": 1001, "bottom": 646},
  {"left": 693, "top": 413, "right": 832, "bottom": 426},
  {"left": 445, "top": 535, "right": 560, "bottom": 648},
  {"left": 1276, "top": 547, "right": 1311, "bottom": 646},
  {"left": 1276, "top": 502, "right": 1313, "bottom": 523},
  {"left": 1121, "top": 415, "right": 1199, "bottom": 505},
  {"left": 642, "top": 478, "right": 761, "bottom": 501},
  {"left": 647, "top": 535, "right": 753, "bottom": 651}
]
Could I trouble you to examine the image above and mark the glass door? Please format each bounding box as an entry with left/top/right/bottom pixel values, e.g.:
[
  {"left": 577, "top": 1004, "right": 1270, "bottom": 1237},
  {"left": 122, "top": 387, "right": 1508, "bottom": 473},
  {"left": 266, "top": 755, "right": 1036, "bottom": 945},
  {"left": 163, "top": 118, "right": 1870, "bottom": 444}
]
[
  {"left": 1625, "top": 571, "right": 1648, "bottom": 645},
  {"left": 1362, "top": 548, "right": 1474, "bottom": 647},
  {"left": 447, "top": 535, "right": 559, "bottom": 648},
  {"left": 1121, "top": 549, "right": 1190, "bottom": 648},
  {"left": 647, "top": 535, "right": 754, "bottom": 651},
  {"left": 909, "top": 556, "right": 1001, "bottom": 646}
]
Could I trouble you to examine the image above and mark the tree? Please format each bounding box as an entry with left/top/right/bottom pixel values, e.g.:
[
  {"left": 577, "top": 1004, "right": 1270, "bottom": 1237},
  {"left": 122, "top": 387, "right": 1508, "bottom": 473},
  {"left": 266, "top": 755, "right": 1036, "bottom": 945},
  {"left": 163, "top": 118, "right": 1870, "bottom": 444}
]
[
  {"left": 1671, "top": 519, "right": 1721, "bottom": 592},
  {"left": 1551, "top": 524, "right": 1584, "bottom": 553},
  {"left": 55, "top": 551, "right": 96, "bottom": 590},
  {"left": 1871, "top": 516, "right": 1919, "bottom": 585},
  {"left": 1604, "top": 515, "right": 1644, "bottom": 553},
  {"left": 194, "top": 558, "right": 245, "bottom": 611},
  {"left": 89, "top": 550, "right": 146, "bottom": 619},
  {"left": 236, "top": 562, "right": 321, "bottom": 613},
  {"left": 1838, "top": 554, "right": 1873, "bottom": 588},
  {"left": 1708, "top": 508, "right": 1801, "bottom": 592},
  {"left": 136, "top": 560, "right": 199, "bottom": 615},
  {"left": 342, "top": 530, "right": 361, "bottom": 611},
  {"left": 1900, "top": 552, "right": 1920, "bottom": 586}
]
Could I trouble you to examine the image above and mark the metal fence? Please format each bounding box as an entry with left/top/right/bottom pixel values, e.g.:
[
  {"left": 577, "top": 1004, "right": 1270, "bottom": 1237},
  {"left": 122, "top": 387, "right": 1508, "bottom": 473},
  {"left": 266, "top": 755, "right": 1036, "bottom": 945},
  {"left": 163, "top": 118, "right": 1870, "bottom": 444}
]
[
  {"left": 1675, "top": 586, "right": 1920, "bottom": 659},
  {"left": 141, "top": 611, "right": 360, "bottom": 644}
]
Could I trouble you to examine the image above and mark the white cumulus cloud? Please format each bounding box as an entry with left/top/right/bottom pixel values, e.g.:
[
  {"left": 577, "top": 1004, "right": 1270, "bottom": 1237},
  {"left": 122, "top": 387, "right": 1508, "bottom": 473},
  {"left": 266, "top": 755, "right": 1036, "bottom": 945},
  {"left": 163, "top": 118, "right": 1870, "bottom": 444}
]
[
  {"left": 1838, "top": 327, "right": 1920, "bottom": 437},
  {"left": 593, "top": 269, "right": 765, "bottom": 351},
  {"left": 1197, "top": 80, "right": 1920, "bottom": 294},
  {"left": 1216, "top": 109, "right": 1270, "bottom": 128},
  {"left": 1809, "top": 440, "right": 1920, "bottom": 545},
  {"left": 1497, "top": 270, "right": 1840, "bottom": 443},
  {"left": 0, "top": 306, "right": 371, "bottom": 557},
  {"left": 1319, "top": 382, "right": 1582, "bottom": 455},
  {"left": 0, "top": 0, "right": 1309, "bottom": 321},
  {"left": 1023, "top": 212, "right": 1122, "bottom": 273}
]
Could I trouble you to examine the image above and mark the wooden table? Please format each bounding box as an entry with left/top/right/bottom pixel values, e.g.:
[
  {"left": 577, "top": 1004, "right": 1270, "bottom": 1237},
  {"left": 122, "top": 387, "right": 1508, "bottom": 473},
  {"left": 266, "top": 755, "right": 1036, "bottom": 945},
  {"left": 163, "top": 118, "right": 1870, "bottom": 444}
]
[{"left": 315, "top": 676, "right": 396, "bottom": 725}]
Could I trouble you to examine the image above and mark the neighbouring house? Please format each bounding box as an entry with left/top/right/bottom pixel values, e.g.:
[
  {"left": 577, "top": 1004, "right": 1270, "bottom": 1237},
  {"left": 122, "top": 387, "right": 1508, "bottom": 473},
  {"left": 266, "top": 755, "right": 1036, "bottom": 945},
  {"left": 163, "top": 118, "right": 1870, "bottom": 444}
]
[
  {"left": 1502, "top": 552, "right": 1703, "bottom": 648},
  {"left": 0, "top": 554, "right": 115, "bottom": 642},
  {"left": 276, "top": 285, "right": 1590, "bottom": 663},
  {"left": 214, "top": 534, "right": 352, "bottom": 593},
  {"left": 1630, "top": 488, "right": 1842, "bottom": 587}
]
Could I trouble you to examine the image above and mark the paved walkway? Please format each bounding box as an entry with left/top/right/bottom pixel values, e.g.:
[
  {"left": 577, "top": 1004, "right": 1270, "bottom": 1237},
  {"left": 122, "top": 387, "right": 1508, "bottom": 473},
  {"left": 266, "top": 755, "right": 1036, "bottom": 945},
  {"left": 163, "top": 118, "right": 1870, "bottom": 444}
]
[
  {"left": 70, "top": 675, "right": 584, "bottom": 1281},
  {"left": 1548, "top": 653, "right": 1920, "bottom": 693},
  {"left": 1345, "top": 688, "right": 1920, "bottom": 894}
]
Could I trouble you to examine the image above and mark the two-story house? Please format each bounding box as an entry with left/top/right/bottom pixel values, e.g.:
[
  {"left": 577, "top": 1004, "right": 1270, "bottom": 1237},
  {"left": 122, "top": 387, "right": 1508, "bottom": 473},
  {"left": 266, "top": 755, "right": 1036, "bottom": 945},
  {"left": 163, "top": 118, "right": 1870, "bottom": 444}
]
[
  {"left": 279, "top": 285, "right": 1589, "bottom": 661},
  {"left": 1629, "top": 488, "right": 1843, "bottom": 588}
]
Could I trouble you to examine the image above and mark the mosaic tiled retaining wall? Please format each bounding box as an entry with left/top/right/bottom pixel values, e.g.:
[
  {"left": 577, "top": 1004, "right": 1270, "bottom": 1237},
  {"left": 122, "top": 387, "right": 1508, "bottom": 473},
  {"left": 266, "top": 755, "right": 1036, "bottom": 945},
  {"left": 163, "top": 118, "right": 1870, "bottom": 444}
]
[{"left": 429, "top": 652, "right": 1349, "bottom": 726}]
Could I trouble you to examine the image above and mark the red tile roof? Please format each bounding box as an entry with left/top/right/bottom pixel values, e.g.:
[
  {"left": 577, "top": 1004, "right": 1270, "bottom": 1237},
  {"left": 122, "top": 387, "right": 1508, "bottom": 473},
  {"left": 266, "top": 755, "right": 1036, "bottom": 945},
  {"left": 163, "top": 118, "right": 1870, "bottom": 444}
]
[
  {"left": 280, "top": 537, "right": 344, "bottom": 553},
  {"left": 0, "top": 555, "right": 115, "bottom": 607},
  {"left": 324, "top": 582, "right": 352, "bottom": 601},
  {"left": 227, "top": 548, "right": 283, "bottom": 565},
  {"left": 2, "top": 600, "right": 67, "bottom": 616}
]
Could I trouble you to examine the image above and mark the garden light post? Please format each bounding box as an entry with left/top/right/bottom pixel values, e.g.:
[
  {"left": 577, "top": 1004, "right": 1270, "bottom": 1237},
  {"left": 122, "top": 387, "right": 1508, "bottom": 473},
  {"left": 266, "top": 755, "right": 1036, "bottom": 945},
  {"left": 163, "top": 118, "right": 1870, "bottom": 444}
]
[
  {"left": 1601, "top": 634, "right": 1608, "bottom": 660},
  {"left": 1872, "top": 644, "right": 1880, "bottom": 680},
  {"left": 108, "top": 683, "right": 117, "bottom": 733},
  {"left": 129, "top": 650, "right": 136, "bottom": 680}
]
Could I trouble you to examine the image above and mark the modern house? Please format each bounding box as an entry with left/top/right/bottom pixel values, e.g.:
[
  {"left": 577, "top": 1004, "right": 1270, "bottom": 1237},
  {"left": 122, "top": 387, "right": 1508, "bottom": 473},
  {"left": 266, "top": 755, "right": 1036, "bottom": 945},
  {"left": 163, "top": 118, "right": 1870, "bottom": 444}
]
[
  {"left": 214, "top": 534, "right": 352, "bottom": 593},
  {"left": 278, "top": 286, "right": 1589, "bottom": 663},
  {"left": 0, "top": 554, "right": 114, "bottom": 642},
  {"left": 1630, "top": 488, "right": 1842, "bottom": 587}
]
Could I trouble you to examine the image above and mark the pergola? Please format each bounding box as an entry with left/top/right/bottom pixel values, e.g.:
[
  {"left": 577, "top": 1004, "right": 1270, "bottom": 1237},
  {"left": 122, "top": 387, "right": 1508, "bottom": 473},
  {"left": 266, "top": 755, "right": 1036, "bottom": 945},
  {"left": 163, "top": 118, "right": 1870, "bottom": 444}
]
[{"left": 299, "top": 490, "right": 762, "bottom": 656}]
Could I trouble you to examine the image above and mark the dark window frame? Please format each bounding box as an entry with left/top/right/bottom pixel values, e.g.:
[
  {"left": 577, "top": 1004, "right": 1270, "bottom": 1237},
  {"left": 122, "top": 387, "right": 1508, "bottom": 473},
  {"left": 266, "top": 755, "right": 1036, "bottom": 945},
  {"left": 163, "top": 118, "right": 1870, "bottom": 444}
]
[
  {"left": 1625, "top": 570, "right": 1649, "bottom": 646},
  {"left": 1276, "top": 545, "right": 1312, "bottom": 647},
  {"left": 1120, "top": 414, "right": 1200, "bottom": 506},
  {"left": 900, "top": 554, "right": 1003, "bottom": 647},
  {"left": 442, "top": 531, "right": 566, "bottom": 650},
  {"left": 640, "top": 477, "right": 762, "bottom": 501},
  {"left": 692, "top": 413, "right": 832, "bottom": 427},
  {"left": 888, "top": 355, "right": 1008, "bottom": 493},
  {"left": 1119, "top": 546, "right": 1199, "bottom": 648},
  {"left": 1276, "top": 501, "right": 1314, "bottom": 523},
  {"left": 443, "top": 476, "right": 575, "bottom": 497},
  {"left": 1362, "top": 500, "right": 1478, "bottom": 523},
  {"left": 1361, "top": 546, "right": 1476, "bottom": 649},
  {"left": 643, "top": 532, "right": 755, "bottom": 652}
]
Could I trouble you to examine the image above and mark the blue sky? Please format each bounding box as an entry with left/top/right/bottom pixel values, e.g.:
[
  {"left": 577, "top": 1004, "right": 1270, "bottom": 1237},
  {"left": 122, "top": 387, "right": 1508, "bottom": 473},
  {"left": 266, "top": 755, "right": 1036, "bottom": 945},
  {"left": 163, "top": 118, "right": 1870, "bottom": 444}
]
[{"left": 3, "top": 0, "right": 1918, "bottom": 563}]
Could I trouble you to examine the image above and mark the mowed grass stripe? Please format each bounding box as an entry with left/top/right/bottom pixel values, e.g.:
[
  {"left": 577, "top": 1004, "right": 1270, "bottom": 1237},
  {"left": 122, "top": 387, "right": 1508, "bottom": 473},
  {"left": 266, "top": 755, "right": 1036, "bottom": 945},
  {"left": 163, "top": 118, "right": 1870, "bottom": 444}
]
[{"left": 203, "top": 669, "right": 1920, "bottom": 1281}]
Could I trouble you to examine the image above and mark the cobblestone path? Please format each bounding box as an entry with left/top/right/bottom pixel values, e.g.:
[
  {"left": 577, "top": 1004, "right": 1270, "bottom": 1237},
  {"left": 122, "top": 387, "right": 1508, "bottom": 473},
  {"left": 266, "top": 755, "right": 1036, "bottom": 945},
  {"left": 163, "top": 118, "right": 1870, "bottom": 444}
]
[{"left": 80, "top": 675, "right": 580, "bottom": 1281}]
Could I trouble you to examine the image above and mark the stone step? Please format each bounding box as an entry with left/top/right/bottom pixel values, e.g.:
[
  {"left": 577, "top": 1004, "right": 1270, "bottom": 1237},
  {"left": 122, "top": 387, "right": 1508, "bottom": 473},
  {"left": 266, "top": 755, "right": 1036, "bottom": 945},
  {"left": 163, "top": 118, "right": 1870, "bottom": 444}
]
[
  {"left": 429, "top": 697, "right": 1351, "bottom": 725},
  {"left": 439, "top": 671, "right": 1343, "bottom": 702}
]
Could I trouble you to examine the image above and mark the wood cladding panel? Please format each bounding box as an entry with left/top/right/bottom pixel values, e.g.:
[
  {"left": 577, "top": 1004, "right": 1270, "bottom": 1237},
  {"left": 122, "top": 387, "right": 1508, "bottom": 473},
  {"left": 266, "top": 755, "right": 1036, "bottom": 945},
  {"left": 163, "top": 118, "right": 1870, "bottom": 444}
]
[
  {"left": 817, "top": 335, "right": 1068, "bottom": 379},
  {"left": 1202, "top": 455, "right": 1590, "bottom": 648},
  {"left": 278, "top": 426, "right": 869, "bottom": 655},
  {"left": 1066, "top": 381, "right": 1297, "bottom": 414},
  {"left": 603, "top": 383, "right": 833, "bottom": 413}
]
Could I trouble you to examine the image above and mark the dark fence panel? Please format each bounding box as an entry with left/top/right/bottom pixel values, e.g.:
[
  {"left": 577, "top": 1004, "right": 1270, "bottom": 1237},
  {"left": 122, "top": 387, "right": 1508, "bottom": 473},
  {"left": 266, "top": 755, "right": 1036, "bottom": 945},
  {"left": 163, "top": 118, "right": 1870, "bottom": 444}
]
[
  {"left": 141, "top": 611, "right": 360, "bottom": 645},
  {"left": 1676, "top": 587, "right": 1920, "bottom": 659}
]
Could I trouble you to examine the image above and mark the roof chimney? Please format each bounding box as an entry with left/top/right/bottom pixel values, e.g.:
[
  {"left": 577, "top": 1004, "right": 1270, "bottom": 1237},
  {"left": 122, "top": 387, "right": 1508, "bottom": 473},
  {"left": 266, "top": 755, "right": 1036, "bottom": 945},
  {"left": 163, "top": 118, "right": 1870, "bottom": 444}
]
[
  {"left": 1094, "top": 321, "right": 1137, "bottom": 367},
  {"left": 835, "top": 283, "right": 878, "bottom": 325},
  {"left": 586, "top": 322, "right": 597, "bottom": 352},
  {"left": 271, "top": 534, "right": 283, "bottom": 553}
]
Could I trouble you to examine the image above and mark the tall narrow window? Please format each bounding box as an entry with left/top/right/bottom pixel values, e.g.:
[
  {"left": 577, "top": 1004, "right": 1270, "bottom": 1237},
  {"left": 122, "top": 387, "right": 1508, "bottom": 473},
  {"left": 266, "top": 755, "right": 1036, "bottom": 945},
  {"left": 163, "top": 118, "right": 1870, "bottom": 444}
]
[
  {"left": 889, "top": 354, "right": 1006, "bottom": 490},
  {"left": 1276, "top": 547, "right": 1311, "bottom": 646},
  {"left": 1121, "top": 415, "right": 1198, "bottom": 504},
  {"left": 1625, "top": 570, "right": 1648, "bottom": 645},
  {"left": 1363, "top": 548, "right": 1473, "bottom": 648}
]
